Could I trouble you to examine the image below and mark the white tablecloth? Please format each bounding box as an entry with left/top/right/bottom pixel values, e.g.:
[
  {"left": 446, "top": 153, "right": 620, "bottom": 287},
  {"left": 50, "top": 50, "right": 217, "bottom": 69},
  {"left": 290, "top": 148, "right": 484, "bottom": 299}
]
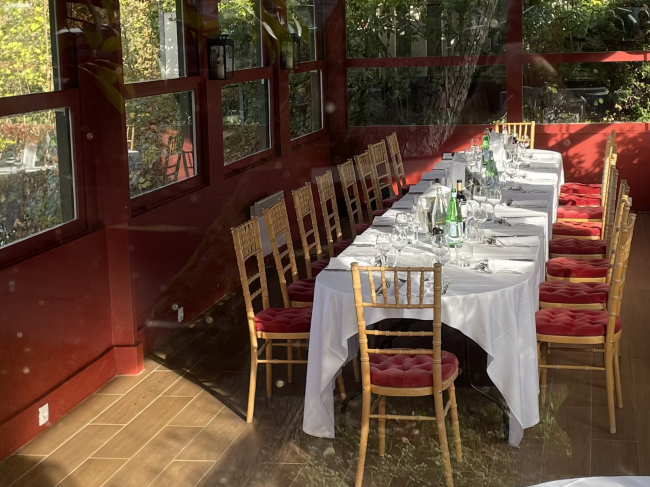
[
  {"left": 302, "top": 148, "right": 564, "bottom": 447},
  {"left": 534, "top": 478, "right": 650, "bottom": 487}
]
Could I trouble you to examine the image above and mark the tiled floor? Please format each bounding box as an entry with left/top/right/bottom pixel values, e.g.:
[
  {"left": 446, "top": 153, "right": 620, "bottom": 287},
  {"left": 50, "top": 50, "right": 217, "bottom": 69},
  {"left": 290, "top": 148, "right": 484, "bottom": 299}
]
[{"left": 1, "top": 213, "right": 649, "bottom": 487}]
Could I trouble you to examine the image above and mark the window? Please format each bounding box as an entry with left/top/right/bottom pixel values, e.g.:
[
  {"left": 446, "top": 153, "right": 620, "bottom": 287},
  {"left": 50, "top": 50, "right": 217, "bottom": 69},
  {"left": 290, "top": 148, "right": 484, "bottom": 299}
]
[
  {"left": 290, "top": 70, "right": 322, "bottom": 138},
  {"left": 288, "top": 0, "right": 317, "bottom": 62},
  {"left": 523, "top": 62, "right": 650, "bottom": 124},
  {"left": 126, "top": 91, "right": 196, "bottom": 198},
  {"left": 222, "top": 79, "right": 271, "bottom": 165},
  {"left": 0, "top": 109, "right": 75, "bottom": 248},
  {"left": 219, "top": 0, "right": 262, "bottom": 69},
  {"left": 120, "top": 0, "right": 185, "bottom": 83},
  {"left": 524, "top": 0, "right": 650, "bottom": 53},
  {"left": 348, "top": 65, "right": 505, "bottom": 126},
  {"left": 346, "top": 0, "right": 507, "bottom": 59}
]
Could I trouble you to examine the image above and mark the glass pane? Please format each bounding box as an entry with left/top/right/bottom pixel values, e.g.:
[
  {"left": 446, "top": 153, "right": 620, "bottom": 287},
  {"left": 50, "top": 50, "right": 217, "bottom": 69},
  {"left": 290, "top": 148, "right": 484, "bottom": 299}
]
[
  {"left": 348, "top": 65, "right": 506, "bottom": 126},
  {"left": 0, "top": 108, "right": 75, "bottom": 247},
  {"left": 126, "top": 91, "right": 196, "bottom": 198},
  {"left": 222, "top": 79, "right": 270, "bottom": 165},
  {"left": 524, "top": 0, "right": 650, "bottom": 53},
  {"left": 120, "top": 0, "right": 185, "bottom": 83},
  {"left": 523, "top": 62, "right": 650, "bottom": 123},
  {"left": 290, "top": 70, "right": 322, "bottom": 139},
  {"left": 0, "top": 0, "right": 59, "bottom": 97},
  {"left": 346, "top": 0, "right": 506, "bottom": 59},
  {"left": 288, "top": 0, "right": 317, "bottom": 62},
  {"left": 219, "top": 0, "right": 262, "bottom": 70}
]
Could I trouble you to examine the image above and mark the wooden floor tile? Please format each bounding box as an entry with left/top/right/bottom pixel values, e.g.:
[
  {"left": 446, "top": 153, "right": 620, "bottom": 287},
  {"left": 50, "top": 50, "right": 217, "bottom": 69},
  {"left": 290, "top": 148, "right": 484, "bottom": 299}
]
[
  {"left": 11, "top": 425, "right": 121, "bottom": 487},
  {"left": 169, "top": 390, "right": 225, "bottom": 427},
  {"left": 92, "top": 371, "right": 180, "bottom": 425},
  {"left": 150, "top": 460, "right": 214, "bottom": 487},
  {"left": 0, "top": 455, "right": 44, "bottom": 487},
  {"left": 94, "top": 396, "right": 192, "bottom": 458},
  {"left": 540, "top": 407, "right": 591, "bottom": 477},
  {"left": 591, "top": 439, "right": 640, "bottom": 476},
  {"left": 176, "top": 407, "right": 247, "bottom": 461},
  {"left": 56, "top": 458, "right": 127, "bottom": 487},
  {"left": 162, "top": 375, "right": 205, "bottom": 397},
  {"left": 242, "top": 463, "right": 303, "bottom": 487},
  {"left": 102, "top": 426, "right": 201, "bottom": 487},
  {"left": 18, "top": 394, "right": 119, "bottom": 455},
  {"left": 96, "top": 358, "right": 160, "bottom": 395}
]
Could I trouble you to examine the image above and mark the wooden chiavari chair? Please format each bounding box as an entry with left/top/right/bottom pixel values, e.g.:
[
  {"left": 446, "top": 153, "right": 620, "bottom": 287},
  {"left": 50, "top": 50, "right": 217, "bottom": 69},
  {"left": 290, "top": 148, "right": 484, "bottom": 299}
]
[
  {"left": 351, "top": 263, "right": 461, "bottom": 487},
  {"left": 547, "top": 181, "right": 630, "bottom": 284},
  {"left": 560, "top": 130, "right": 616, "bottom": 198},
  {"left": 126, "top": 124, "right": 135, "bottom": 150},
  {"left": 355, "top": 151, "right": 389, "bottom": 222},
  {"left": 494, "top": 121, "right": 535, "bottom": 149},
  {"left": 385, "top": 132, "right": 411, "bottom": 197},
  {"left": 337, "top": 159, "right": 370, "bottom": 238},
  {"left": 315, "top": 171, "right": 352, "bottom": 257},
  {"left": 231, "top": 217, "right": 310, "bottom": 421},
  {"left": 292, "top": 183, "right": 325, "bottom": 277},
  {"left": 368, "top": 140, "right": 400, "bottom": 202},
  {"left": 537, "top": 209, "right": 636, "bottom": 435}
]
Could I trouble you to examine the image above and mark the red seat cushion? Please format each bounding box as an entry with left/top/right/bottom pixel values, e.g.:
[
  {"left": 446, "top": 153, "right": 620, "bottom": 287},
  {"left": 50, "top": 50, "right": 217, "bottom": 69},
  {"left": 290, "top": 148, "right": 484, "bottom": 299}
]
[
  {"left": 539, "top": 281, "right": 610, "bottom": 304},
  {"left": 372, "top": 209, "right": 388, "bottom": 217},
  {"left": 560, "top": 183, "right": 602, "bottom": 195},
  {"left": 311, "top": 259, "right": 329, "bottom": 277},
  {"left": 384, "top": 196, "right": 401, "bottom": 207},
  {"left": 536, "top": 308, "right": 621, "bottom": 337},
  {"left": 369, "top": 351, "right": 459, "bottom": 388},
  {"left": 549, "top": 238, "right": 606, "bottom": 256},
  {"left": 287, "top": 278, "right": 315, "bottom": 302},
  {"left": 254, "top": 307, "right": 312, "bottom": 333},
  {"left": 557, "top": 206, "right": 603, "bottom": 220},
  {"left": 547, "top": 257, "right": 609, "bottom": 279},
  {"left": 553, "top": 221, "right": 602, "bottom": 237},
  {"left": 558, "top": 194, "right": 602, "bottom": 206},
  {"left": 356, "top": 223, "right": 372, "bottom": 234},
  {"left": 333, "top": 239, "right": 353, "bottom": 256},
  {"left": 401, "top": 184, "right": 412, "bottom": 194}
]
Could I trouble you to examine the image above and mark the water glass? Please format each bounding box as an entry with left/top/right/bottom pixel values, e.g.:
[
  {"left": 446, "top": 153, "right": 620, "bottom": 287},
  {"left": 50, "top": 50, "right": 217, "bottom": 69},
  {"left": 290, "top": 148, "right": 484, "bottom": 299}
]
[
  {"left": 395, "top": 213, "right": 409, "bottom": 237},
  {"left": 406, "top": 218, "right": 419, "bottom": 244},
  {"left": 376, "top": 234, "right": 391, "bottom": 265},
  {"left": 391, "top": 229, "right": 408, "bottom": 265},
  {"left": 464, "top": 221, "right": 481, "bottom": 265}
]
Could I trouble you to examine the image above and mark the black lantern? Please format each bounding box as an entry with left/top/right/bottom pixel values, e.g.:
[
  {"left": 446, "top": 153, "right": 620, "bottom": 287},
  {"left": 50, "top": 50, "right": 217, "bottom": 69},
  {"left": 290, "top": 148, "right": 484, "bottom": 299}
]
[
  {"left": 208, "top": 34, "right": 235, "bottom": 80},
  {"left": 280, "top": 32, "right": 300, "bottom": 70}
]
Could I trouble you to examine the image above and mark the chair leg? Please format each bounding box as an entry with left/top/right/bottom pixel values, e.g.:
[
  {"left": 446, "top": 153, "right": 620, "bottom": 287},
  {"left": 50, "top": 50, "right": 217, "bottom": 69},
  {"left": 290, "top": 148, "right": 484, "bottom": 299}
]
[
  {"left": 297, "top": 340, "right": 303, "bottom": 360},
  {"left": 287, "top": 339, "right": 293, "bottom": 384},
  {"left": 355, "top": 391, "right": 371, "bottom": 487},
  {"left": 434, "top": 390, "right": 454, "bottom": 487},
  {"left": 448, "top": 384, "right": 462, "bottom": 463},
  {"left": 614, "top": 341, "right": 623, "bottom": 409},
  {"left": 605, "top": 342, "right": 617, "bottom": 434},
  {"left": 246, "top": 348, "right": 258, "bottom": 423},
  {"left": 540, "top": 342, "right": 548, "bottom": 405},
  {"left": 353, "top": 357, "right": 361, "bottom": 383},
  {"left": 266, "top": 340, "right": 273, "bottom": 399},
  {"left": 378, "top": 396, "right": 386, "bottom": 456},
  {"left": 337, "top": 374, "right": 347, "bottom": 400},
  {"left": 537, "top": 342, "right": 541, "bottom": 383}
]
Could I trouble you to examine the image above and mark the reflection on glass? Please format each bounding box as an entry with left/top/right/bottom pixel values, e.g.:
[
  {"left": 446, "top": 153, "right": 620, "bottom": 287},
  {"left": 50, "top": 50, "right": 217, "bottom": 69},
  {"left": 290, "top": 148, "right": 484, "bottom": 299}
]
[
  {"left": 120, "top": 0, "right": 185, "bottom": 83},
  {"left": 0, "top": 109, "right": 74, "bottom": 247},
  {"left": 348, "top": 65, "right": 505, "bottom": 126},
  {"left": 290, "top": 71, "right": 322, "bottom": 139},
  {"left": 523, "top": 62, "right": 650, "bottom": 123},
  {"left": 219, "top": 0, "right": 262, "bottom": 70},
  {"left": 524, "top": 0, "right": 650, "bottom": 53},
  {"left": 126, "top": 91, "right": 196, "bottom": 198},
  {"left": 346, "top": 0, "right": 506, "bottom": 59},
  {"left": 0, "top": 0, "right": 58, "bottom": 97},
  {"left": 222, "top": 79, "right": 270, "bottom": 165},
  {"left": 288, "top": 0, "right": 317, "bottom": 62}
]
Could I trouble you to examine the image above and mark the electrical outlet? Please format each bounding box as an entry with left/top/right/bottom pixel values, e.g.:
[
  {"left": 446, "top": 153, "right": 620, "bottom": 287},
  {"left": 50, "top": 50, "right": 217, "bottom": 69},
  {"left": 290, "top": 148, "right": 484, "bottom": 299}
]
[
  {"left": 38, "top": 404, "right": 49, "bottom": 426},
  {"left": 177, "top": 307, "right": 184, "bottom": 323}
]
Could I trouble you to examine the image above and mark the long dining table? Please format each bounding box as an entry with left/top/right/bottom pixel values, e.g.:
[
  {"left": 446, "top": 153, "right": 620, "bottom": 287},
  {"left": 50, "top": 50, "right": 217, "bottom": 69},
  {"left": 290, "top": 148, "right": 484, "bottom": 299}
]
[{"left": 303, "top": 146, "right": 565, "bottom": 447}]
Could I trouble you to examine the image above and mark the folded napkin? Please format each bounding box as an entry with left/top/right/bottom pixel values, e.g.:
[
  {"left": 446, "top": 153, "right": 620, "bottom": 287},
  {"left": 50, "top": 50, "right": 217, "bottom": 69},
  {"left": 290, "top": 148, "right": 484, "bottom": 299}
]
[
  {"left": 518, "top": 170, "right": 558, "bottom": 181},
  {"left": 521, "top": 160, "right": 560, "bottom": 169},
  {"left": 442, "top": 153, "right": 454, "bottom": 160},
  {"left": 509, "top": 199, "right": 549, "bottom": 207},
  {"left": 354, "top": 233, "right": 378, "bottom": 245},
  {"left": 494, "top": 236, "right": 540, "bottom": 247},
  {"left": 487, "top": 259, "right": 535, "bottom": 274},
  {"left": 328, "top": 247, "right": 378, "bottom": 270},
  {"left": 372, "top": 216, "right": 395, "bottom": 226}
]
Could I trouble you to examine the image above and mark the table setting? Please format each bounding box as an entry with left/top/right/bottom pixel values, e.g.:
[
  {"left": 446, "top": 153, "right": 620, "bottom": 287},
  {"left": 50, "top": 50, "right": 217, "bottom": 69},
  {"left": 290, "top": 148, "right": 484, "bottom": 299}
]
[{"left": 303, "top": 130, "right": 565, "bottom": 448}]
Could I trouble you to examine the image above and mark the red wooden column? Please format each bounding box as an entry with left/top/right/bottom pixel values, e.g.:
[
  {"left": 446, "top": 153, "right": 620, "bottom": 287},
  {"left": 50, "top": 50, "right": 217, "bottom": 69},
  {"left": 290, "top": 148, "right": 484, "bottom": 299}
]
[
  {"left": 323, "top": 0, "right": 347, "bottom": 144},
  {"left": 506, "top": 0, "right": 523, "bottom": 122}
]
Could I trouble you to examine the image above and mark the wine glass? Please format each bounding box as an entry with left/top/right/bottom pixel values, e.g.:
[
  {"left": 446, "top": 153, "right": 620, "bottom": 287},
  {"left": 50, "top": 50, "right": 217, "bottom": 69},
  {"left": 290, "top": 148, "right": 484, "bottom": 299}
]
[
  {"left": 432, "top": 233, "right": 452, "bottom": 290},
  {"left": 487, "top": 187, "right": 502, "bottom": 208},
  {"left": 446, "top": 219, "right": 464, "bottom": 265},
  {"left": 395, "top": 213, "right": 409, "bottom": 237},
  {"left": 406, "top": 216, "right": 419, "bottom": 244},
  {"left": 473, "top": 203, "right": 488, "bottom": 240},
  {"left": 376, "top": 234, "right": 391, "bottom": 265},
  {"left": 505, "top": 159, "right": 517, "bottom": 181},
  {"left": 464, "top": 221, "right": 481, "bottom": 265},
  {"left": 391, "top": 228, "right": 408, "bottom": 264},
  {"left": 473, "top": 185, "right": 488, "bottom": 205},
  {"left": 520, "top": 135, "right": 530, "bottom": 152}
]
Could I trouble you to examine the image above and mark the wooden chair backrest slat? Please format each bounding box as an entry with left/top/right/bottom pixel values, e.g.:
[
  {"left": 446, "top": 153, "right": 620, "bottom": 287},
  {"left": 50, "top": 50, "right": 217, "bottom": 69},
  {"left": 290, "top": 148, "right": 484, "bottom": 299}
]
[
  {"left": 494, "top": 122, "right": 536, "bottom": 149},
  {"left": 292, "top": 183, "right": 323, "bottom": 278},
  {"left": 368, "top": 140, "right": 394, "bottom": 196},
  {"left": 338, "top": 159, "right": 364, "bottom": 238},
  {"left": 606, "top": 208, "right": 635, "bottom": 340},
  {"left": 316, "top": 171, "right": 345, "bottom": 257},
  {"left": 386, "top": 132, "right": 408, "bottom": 196},
  {"left": 355, "top": 151, "right": 384, "bottom": 222}
]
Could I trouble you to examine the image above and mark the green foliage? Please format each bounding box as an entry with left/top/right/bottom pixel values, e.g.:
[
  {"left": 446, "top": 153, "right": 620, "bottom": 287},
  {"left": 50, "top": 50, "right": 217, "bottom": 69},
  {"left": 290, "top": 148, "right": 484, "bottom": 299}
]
[
  {"left": 219, "top": 0, "right": 261, "bottom": 69},
  {"left": 289, "top": 71, "right": 321, "bottom": 138}
]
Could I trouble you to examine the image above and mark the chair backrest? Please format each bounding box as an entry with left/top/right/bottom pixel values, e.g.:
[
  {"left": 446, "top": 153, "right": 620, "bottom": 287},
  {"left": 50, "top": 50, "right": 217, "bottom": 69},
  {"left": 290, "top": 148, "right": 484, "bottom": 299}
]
[
  {"left": 368, "top": 140, "right": 394, "bottom": 197},
  {"left": 494, "top": 122, "right": 536, "bottom": 149},
  {"left": 616, "top": 209, "right": 637, "bottom": 315},
  {"left": 601, "top": 162, "right": 618, "bottom": 234},
  {"left": 605, "top": 209, "right": 636, "bottom": 341},
  {"left": 292, "top": 182, "right": 323, "bottom": 278},
  {"left": 231, "top": 217, "right": 270, "bottom": 348},
  {"left": 338, "top": 159, "right": 364, "bottom": 238},
  {"left": 386, "top": 132, "right": 408, "bottom": 196},
  {"left": 600, "top": 133, "right": 617, "bottom": 205},
  {"left": 351, "top": 262, "right": 445, "bottom": 392},
  {"left": 355, "top": 151, "right": 384, "bottom": 222},
  {"left": 316, "top": 171, "right": 344, "bottom": 257},
  {"left": 263, "top": 199, "right": 299, "bottom": 308},
  {"left": 126, "top": 125, "right": 135, "bottom": 150},
  {"left": 606, "top": 178, "right": 630, "bottom": 262}
]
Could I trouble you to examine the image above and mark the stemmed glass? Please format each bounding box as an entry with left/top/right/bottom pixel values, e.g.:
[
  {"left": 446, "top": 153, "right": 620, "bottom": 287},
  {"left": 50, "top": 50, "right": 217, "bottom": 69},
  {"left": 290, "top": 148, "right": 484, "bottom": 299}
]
[
  {"left": 395, "top": 213, "right": 409, "bottom": 237},
  {"left": 464, "top": 221, "right": 481, "bottom": 265},
  {"left": 405, "top": 215, "right": 419, "bottom": 244},
  {"left": 520, "top": 135, "right": 531, "bottom": 152},
  {"left": 376, "top": 234, "right": 391, "bottom": 266},
  {"left": 432, "top": 233, "right": 452, "bottom": 291},
  {"left": 390, "top": 228, "right": 408, "bottom": 265},
  {"left": 487, "top": 188, "right": 502, "bottom": 218},
  {"left": 473, "top": 203, "right": 488, "bottom": 241}
]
